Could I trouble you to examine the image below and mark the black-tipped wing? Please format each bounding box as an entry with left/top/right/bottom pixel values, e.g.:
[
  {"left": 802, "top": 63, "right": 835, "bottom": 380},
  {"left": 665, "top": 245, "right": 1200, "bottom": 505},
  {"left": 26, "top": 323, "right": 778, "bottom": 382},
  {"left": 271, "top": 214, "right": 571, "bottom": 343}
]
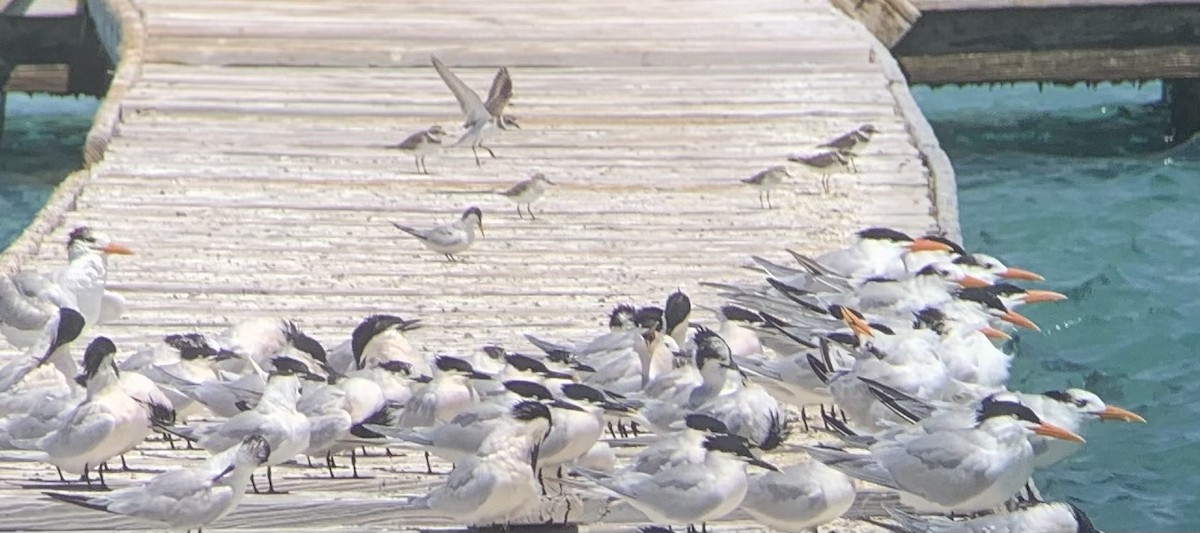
[
  {"left": 430, "top": 55, "right": 489, "bottom": 125},
  {"left": 484, "top": 67, "right": 513, "bottom": 117}
]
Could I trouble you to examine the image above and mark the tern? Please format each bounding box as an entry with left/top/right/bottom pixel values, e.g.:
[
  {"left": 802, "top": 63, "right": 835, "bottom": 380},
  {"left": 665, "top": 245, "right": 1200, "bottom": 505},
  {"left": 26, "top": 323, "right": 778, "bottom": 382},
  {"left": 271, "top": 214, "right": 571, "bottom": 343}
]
[
  {"left": 806, "top": 397, "right": 1085, "bottom": 514},
  {"left": 393, "top": 400, "right": 551, "bottom": 526},
  {"left": 390, "top": 124, "right": 447, "bottom": 174},
  {"left": 793, "top": 227, "right": 955, "bottom": 280},
  {"left": 431, "top": 55, "right": 519, "bottom": 166},
  {"left": 326, "top": 314, "right": 424, "bottom": 376},
  {"left": 881, "top": 501, "right": 1101, "bottom": 533},
  {"left": 392, "top": 206, "right": 485, "bottom": 262},
  {"left": 740, "top": 460, "right": 856, "bottom": 533},
  {"left": 44, "top": 434, "right": 270, "bottom": 531},
  {"left": 498, "top": 173, "right": 555, "bottom": 220}
]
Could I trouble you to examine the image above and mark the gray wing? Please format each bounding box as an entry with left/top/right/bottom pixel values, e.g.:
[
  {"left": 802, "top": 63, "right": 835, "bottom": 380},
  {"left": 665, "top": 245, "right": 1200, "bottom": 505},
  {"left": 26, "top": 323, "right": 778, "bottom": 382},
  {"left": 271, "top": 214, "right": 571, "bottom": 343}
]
[
  {"left": 392, "top": 130, "right": 428, "bottom": 150},
  {"left": 0, "top": 273, "right": 59, "bottom": 330},
  {"left": 97, "top": 291, "right": 127, "bottom": 325},
  {"left": 484, "top": 67, "right": 513, "bottom": 117},
  {"left": 420, "top": 223, "right": 468, "bottom": 248},
  {"left": 40, "top": 405, "right": 118, "bottom": 458},
  {"left": 430, "top": 55, "right": 489, "bottom": 125}
]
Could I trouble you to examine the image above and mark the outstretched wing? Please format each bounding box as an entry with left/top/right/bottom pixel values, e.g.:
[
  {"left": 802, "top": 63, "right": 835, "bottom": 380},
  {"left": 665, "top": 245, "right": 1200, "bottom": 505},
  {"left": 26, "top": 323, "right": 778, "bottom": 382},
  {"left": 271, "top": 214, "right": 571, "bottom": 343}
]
[
  {"left": 484, "top": 67, "right": 513, "bottom": 117},
  {"left": 430, "top": 55, "right": 489, "bottom": 125}
]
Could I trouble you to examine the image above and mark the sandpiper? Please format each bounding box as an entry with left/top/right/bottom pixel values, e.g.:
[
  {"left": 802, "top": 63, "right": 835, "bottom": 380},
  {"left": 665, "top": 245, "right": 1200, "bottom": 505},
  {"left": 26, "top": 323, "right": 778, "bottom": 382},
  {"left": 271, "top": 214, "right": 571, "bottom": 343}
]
[
  {"left": 818, "top": 123, "right": 878, "bottom": 171},
  {"left": 390, "top": 125, "right": 447, "bottom": 174},
  {"left": 741, "top": 166, "right": 790, "bottom": 209},
  {"left": 430, "top": 55, "right": 519, "bottom": 167},
  {"left": 497, "top": 173, "right": 555, "bottom": 220},
  {"left": 391, "top": 207, "right": 485, "bottom": 262},
  {"left": 788, "top": 149, "right": 852, "bottom": 194}
]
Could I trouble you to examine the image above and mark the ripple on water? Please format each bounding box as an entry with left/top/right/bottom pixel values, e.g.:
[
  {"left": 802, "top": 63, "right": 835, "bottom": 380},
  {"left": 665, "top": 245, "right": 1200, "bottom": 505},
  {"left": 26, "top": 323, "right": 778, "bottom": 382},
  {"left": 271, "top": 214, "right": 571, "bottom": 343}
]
[{"left": 915, "top": 81, "right": 1197, "bottom": 531}]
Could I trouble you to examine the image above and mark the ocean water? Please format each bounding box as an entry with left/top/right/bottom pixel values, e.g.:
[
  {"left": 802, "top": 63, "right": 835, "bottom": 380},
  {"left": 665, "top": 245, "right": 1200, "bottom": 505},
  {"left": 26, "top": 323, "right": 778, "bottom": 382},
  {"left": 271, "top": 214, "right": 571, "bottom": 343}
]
[
  {"left": 0, "top": 94, "right": 99, "bottom": 249},
  {"left": 914, "top": 82, "right": 1192, "bottom": 532}
]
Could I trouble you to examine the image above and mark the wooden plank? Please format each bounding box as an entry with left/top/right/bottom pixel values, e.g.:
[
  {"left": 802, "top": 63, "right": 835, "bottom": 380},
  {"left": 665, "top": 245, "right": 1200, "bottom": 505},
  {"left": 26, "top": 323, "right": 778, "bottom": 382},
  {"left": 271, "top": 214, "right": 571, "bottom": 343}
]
[{"left": 3, "top": 63, "right": 70, "bottom": 93}]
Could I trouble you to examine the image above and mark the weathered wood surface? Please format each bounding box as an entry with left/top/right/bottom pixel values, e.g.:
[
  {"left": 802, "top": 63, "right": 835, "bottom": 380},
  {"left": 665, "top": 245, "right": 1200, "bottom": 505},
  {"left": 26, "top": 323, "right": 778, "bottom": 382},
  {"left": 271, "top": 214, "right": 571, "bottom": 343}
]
[{"left": 0, "top": 0, "right": 953, "bottom": 530}]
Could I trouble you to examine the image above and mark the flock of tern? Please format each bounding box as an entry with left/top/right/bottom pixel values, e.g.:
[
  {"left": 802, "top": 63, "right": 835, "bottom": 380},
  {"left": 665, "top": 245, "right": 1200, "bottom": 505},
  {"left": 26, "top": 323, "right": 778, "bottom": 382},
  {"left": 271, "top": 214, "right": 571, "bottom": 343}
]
[
  {"left": 0, "top": 58, "right": 1142, "bottom": 533},
  {"left": 0, "top": 220, "right": 1143, "bottom": 533}
]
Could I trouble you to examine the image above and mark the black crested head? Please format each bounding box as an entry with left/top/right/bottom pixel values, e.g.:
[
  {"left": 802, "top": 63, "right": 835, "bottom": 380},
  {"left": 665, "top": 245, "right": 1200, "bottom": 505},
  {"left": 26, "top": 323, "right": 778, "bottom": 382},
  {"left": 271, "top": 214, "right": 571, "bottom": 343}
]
[
  {"left": 505, "top": 353, "right": 550, "bottom": 374},
  {"left": 67, "top": 226, "right": 96, "bottom": 248},
  {"left": 82, "top": 336, "right": 118, "bottom": 379},
  {"left": 824, "top": 332, "right": 860, "bottom": 346},
  {"left": 164, "top": 333, "right": 214, "bottom": 360},
  {"left": 503, "top": 380, "right": 555, "bottom": 400},
  {"left": 351, "top": 314, "right": 410, "bottom": 367},
  {"left": 701, "top": 434, "right": 763, "bottom": 464},
  {"left": 912, "top": 308, "right": 947, "bottom": 333},
  {"left": 378, "top": 360, "right": 413, "bottom": 374},
  {"left": 243, "top": 434, "right": 272, "bottom": 465},
  {"left": 1042, "top": 390, "right": 1073, "bottom": 403},
  {"left": 51, "top": 308, "right": 86, "bottom": 353},
  {"left": 291, "top": 333, "right": 327, "bottom": 363},
  {"left": 951, "top": 254, "right": 983, "bottom": 267},
  {"left": 924, "top": 235, "right": 966, "bottom": 255},
  {"left": 561, "top": 383, "right": 606, "bottom": 404},
  {"left": 435, "top": 355, "right": 480, "bottom": 375},
  {"left": 984, "top": 282, "right": 1026, "bottom": 297},
  {"left": 956, "top": 287, "right": 1008, "bottom": 311},
  {"left": 976, "top": 396, "right": 1041, "bottom": 425},
  {"left": 461, "top": 206, "right": 484, "bottom": 222},
  {"left": 510, "top": 400, "right": 552, "bottom": 422},
  {"left": 693, "top": 327, "right": 732, "bottom": 367},
  {"left": 684, "top": 413, "right": 730, "bottom": 434},
  {"left": 635, "top": 306, "right": 664, "bottom": 331},
  {"left": 856, "top": 227, "right": 912, "bottom": 243},
  {"left": 481, "top": 345, "right": 507, "bottom": 360},
  {"left": 271, "top": 356, "right": 312, "bottom": 377},
  {"left": 914, "top": 264, "right": 950, "bottom": 278},
  {"left": 545, "top": 350, "right": 576, "bottom": 365},
  {"left": 1069, "top": 503, "right": 1100, "bottom": 533},
  {"left": 664, "top": 290, "right": 692, "bottom": 333},
  {"left": 720, "top": 305, "right": 762, "bottom": 324},
  {"left": 608, "top": 304, "right": 637, "bottom": 329},
  {"left": 869, "top": 323, "right": 895, "bottom": 335},
  {"left": 826, "top": 304, "right": 859, "bottom": 320}
]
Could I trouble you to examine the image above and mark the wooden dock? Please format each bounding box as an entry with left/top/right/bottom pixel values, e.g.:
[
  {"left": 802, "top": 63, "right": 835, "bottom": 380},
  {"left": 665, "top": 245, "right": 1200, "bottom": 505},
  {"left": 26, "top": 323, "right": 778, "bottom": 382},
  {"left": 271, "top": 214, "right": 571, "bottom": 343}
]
[{"left": 0, "top": 0, "right": 954, "bottom": 529}]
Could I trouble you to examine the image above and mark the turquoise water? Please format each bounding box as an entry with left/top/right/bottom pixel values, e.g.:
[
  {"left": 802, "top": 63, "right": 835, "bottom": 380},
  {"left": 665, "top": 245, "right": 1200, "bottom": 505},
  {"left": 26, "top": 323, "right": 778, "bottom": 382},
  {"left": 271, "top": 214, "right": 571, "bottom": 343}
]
[
  {"left": 1, "top": 85, "right": 1188, "bottom": 530},
  {"left": 0, "top": 94, "right": 99, "bottom": 248},
  {"left": 915, "top": 82, "right": 1191, "bottom": 532}
]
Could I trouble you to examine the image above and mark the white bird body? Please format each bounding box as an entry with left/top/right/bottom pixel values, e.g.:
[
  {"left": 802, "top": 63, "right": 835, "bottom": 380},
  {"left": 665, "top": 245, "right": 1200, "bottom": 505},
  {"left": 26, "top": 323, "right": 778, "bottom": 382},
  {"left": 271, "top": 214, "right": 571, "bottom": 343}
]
[
  {"left": 885, "top": 501, "right": 1099, "bottom": 533},
  {"left": 741, "top": 461, "right": 856, "bottom": 533},
  {"left": 184, "top": 374, "right": 311, "bottom": 468},
  {"left": 392, "top": 207, "right": 484, "bottom": 261}
]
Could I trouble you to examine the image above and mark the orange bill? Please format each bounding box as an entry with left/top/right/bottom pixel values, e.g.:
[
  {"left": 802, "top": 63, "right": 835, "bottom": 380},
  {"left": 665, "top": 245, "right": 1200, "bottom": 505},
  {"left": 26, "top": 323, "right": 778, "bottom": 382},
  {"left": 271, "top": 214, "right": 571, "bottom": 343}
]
[
  {"left": 102, "top": 242, "right": 135, "bottom": 255},
  {"left": 999, "top": 267, "right": 1045, "bottom": 282},
  {"left": 1099, "top": 405, "right": 1146, "bottom": 423},
  {"left": 840, "top": 307, "right": 874, "bottom": 338},
  {"left": 1022, "top": 290, "right": 1068, "bottom": 304},
  {"left": 1000, "top": 310, "right": 1040, "bottom": 332},
  {"left": 957, "top": 275, "right": 992, "bottom": 289},
  {"left": 979, "top": 325, "right": 1012, "bottom": 341},
  {"left": 1033, "top": 422, "right": 1086, "bottom": 443},
  {"left": 908, "top": 238, "right": 954, "bottom": 253}
]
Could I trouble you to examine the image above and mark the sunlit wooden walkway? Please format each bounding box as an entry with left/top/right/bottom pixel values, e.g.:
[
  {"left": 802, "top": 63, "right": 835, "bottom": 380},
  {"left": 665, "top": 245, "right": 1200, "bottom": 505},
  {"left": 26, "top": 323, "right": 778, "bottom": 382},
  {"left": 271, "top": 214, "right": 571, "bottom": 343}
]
[{"left": 0, "top": 0, "right": 956, "bottom": 530}]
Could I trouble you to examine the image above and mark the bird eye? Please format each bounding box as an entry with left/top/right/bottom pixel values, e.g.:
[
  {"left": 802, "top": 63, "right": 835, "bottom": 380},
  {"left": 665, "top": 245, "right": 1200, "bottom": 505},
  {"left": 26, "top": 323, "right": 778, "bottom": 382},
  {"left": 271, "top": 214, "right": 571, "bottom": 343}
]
[{"left": 1074, "top": 399, "right": 1088, "bottom": 407}]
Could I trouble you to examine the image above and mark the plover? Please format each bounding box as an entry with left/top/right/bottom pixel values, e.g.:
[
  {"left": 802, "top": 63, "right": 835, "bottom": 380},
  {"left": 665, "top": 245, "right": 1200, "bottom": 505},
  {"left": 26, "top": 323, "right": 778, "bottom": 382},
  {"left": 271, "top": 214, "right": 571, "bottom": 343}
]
[
  {"left": 788, "top": 149, "right": 852, "bottom": 194},
  {"left": 818, "top": 123, "right": 878, "bottom": 171},
  {"left": 497, "top": 173, "right": 555, "bottom": 220},
  {"left": 431, "top": 55, "right": 519, "bottom": 167},
  {"left": 390, "top": 125, "right": 447, "bottom": 174},
  {"left": 391, "top": 206, "right": 485, "bottom": 262},
  {"left": 741, "top": 166, "right": 790, "bottom": 209}
]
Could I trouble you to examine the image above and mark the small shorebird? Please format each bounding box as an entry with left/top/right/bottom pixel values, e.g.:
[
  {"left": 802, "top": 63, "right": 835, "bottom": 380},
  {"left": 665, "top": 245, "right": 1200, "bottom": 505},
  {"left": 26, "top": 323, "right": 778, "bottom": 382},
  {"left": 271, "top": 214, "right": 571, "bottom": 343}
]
[
  {"left": 390, "top": 125, "right": 447, "bottom": 174},
  {"left": 431, "top": 55, "right": 519, "bottom": 167},
  {"left": 788, "top": 149, "right": 852, "bottom": 194},
  {"left": 741, "top": 166, "right": 790, "bottom": 209},
  {"left": 391, "top": 207, "right": 485, "bottom": 262},
  {"left": 498, "top": 173, "right": 555, "bottom": 220},
  {"left": 818, "top": 123, "right": 878, "bottom": 171}
]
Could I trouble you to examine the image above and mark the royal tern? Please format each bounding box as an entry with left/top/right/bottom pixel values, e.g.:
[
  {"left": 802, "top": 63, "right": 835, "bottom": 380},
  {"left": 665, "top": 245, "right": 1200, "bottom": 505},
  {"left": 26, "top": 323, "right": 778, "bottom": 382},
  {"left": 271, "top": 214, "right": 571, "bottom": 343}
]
[
  {"left": 44, "top": 434, "right": 270, "bottom": 530},
  {"left": 397, "top": 355, "right": 491, "bottom": 428},
  {"left": 327, "top": 314, "right": 424, "bottom": 376},
  {"left": 0, "top": 307, "right": 85, "bottom": 393},
  {"left": 794, "top": 227, "right": 955, "bottom": 280},
  {"left": 806, "top": 397, "right": 1085, "bottom": 514},
  {"left": 392, "top": 206, "right": 485, "bottom": 262},
  {"left": 882, "top": 501, "right": 1100, "bottom": 533}
]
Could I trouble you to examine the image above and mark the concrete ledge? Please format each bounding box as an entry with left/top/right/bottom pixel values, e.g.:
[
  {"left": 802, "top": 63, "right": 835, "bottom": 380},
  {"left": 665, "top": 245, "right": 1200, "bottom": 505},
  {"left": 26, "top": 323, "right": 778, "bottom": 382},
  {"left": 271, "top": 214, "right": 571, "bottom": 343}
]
[{"left": 0, "top": 0, "right": 143, "bottom": 275}]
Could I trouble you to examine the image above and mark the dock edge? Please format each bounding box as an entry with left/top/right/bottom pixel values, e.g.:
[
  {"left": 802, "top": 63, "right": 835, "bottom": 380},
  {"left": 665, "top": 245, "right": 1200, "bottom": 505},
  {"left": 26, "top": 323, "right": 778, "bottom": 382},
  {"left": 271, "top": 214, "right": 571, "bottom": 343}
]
[{"left": 0, "top": 0, "right": 145, "bottom": 275}]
